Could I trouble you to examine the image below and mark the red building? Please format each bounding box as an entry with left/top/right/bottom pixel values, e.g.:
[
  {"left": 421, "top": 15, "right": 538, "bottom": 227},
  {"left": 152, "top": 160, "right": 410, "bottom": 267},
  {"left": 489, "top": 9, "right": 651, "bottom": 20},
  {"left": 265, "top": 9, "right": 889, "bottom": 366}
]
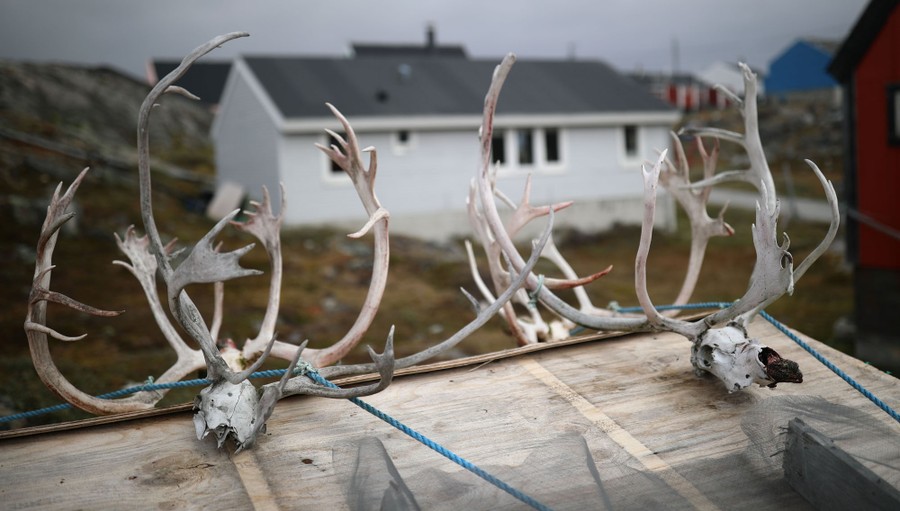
[
  {"left": 829, "top": 0, "right": 900, "bottom": 369},
  {"left": 627, "top": 72, "right": 728, "bottom": 112}
]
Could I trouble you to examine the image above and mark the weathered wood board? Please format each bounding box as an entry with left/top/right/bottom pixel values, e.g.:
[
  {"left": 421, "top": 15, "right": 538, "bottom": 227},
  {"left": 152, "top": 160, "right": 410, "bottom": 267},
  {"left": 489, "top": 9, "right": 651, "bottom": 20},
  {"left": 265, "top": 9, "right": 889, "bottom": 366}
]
[
  {"left": 1, "top": 317, "right": 898, "bottom": 510},
  {"left": 784, "top": 418, "right": 900, "bottom": 511}
]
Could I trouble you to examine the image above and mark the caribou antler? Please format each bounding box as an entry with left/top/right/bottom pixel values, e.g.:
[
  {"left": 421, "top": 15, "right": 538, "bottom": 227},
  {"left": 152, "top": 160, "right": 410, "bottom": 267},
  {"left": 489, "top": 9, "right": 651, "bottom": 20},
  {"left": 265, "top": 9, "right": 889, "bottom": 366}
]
[
  {"left": 20, "top": 33, "right": 395, "bottom": 443},
  {"left": 24, "top": 168, "right": 155, "bottom": 415},
  {"left": 467, "top": 57, "right": 839, "bottom": 392},
  {"left": 304, "top": 103, "right": 391, "bottom": 367},
  {"left": 633, "top": 65, "right": 839, "bottom": 391},
  {"left": 471, "top": 55, "right": 649, "bottom": 333},
  {"left": 658, "top": 133, "right": 734, "bottom": 315},
  {"left": 25, "top": 34, "right": 559, "bottom": 450}
]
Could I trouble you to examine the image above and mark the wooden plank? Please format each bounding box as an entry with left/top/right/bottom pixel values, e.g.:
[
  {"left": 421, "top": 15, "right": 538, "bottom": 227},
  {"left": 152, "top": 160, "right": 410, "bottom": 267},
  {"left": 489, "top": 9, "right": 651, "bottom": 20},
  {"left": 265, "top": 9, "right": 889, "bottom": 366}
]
[
  {"left": 0, "top": 316, "right": 897, "bottom": 510},
  {"left": 0, "top": 327, "right": 633, "bottom": 441},
  {"left": 518, "top": 357, "right": 721, "bottom": 511},
  {"left": 0, "top": 415, "right": 255, "bottom": 510},
  {"left": 784, "top": 418, "right": 900, "bottom": 511}
]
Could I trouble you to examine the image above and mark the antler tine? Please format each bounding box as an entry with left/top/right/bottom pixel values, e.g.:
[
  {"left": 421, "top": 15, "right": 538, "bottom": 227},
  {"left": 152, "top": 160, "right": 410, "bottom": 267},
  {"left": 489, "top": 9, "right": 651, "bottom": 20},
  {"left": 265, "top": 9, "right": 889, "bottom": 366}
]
[
  {"left": 680, "top": 65, "right": 832, "bottom": 333},
  {"left": 138, "top": 32, "right": 248, "bottom": 263},
  {"left": 244, "top": 340, "right": 309, "bottom": 448},
  {"left": 502, "top": 175, "right": 601, "bottom": 292},
  {"left": 326, "top": 207, "right": 556, "bottom": 378},
  {"left": 302, "top": 104, "right": 390, "bottom": 367},
  {"left": 284, "top": 330, "right": 395, "bottom": 398},
  {"left": 230, "top": 183, "right": 303, "bottom": 363},
  {"left": 474, "top": 55, "right": 647, "bottom": 332},
  {"left": 463, "top": 239, "right": 551, "bottom": 344},
  {"left": 114, "top": 227, "right": 200, "bottom": 360},
  {"left": 677, "top": 64, "right": 777, "bottom": 208},
  {"left": 111, "top": 226, "right": 209, "bottom": 392},
  {"left": 792, "top": 160, "right": 840, "bottom": 283},
  {"left": 134, "top": 32, "right": 258, "bottom": 384},
  {"left": 467, "top": 179, "right": 536, "bottom": 345},
  {"left": 540, "top": 240, "right": 613, "bottom": 316},
  {"left": 681, "top": 222, "right": 785, "bottom": 334},
  {"left": 657, "top": 133, "right": 734, "bottom": 316},
  {"left": 635, "top": 151, "right": 694, "bottom": 335}
]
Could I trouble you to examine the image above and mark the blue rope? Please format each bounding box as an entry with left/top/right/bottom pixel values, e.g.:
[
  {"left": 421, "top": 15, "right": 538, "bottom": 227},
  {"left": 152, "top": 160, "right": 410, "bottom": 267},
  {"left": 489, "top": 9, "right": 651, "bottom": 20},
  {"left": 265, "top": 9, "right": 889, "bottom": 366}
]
[
  {"left": 0, "top": 365, "right": 552, "bottom": 510},
  {"left": 306, "top": 371, "right": 553, "bottom": 511},
  {"left": 528, "top": 274, "right": 545, "bottom": 309},
  {"left": 759, "top": 311, "right": 900, "bottom": 424},
  {"left": 593, "top": 302, "right": 900, "bottom": 425},
  {"left": 0, "top": 368, "right": 305, "bottom": 423}
]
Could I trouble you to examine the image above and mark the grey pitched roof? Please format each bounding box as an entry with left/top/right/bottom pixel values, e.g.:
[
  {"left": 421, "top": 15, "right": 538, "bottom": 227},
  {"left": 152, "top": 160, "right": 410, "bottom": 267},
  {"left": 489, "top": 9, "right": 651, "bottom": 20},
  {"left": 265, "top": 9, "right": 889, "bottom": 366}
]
[
  {"left": 243, "top": 56, "right": 674, "bottom": 120},
  {"left": 152, "top": 60, "right": 232, "bottom": 105}
]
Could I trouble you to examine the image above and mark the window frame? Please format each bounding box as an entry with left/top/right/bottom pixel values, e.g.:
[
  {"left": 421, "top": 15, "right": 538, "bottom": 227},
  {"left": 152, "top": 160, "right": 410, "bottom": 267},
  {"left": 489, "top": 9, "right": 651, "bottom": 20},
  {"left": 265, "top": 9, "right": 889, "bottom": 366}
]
[
  {"left": 888, "top": 83, "right": 900, "bottom": 147},
  {"left": 490, "top": 127, "right": 564, "bottom": 174},
  {"left": 623, "top": 124, "right": 639, "bottom": 158},
  {"left": 516, "top": 128, "right": 534, "bottom": 166},
  {"left": 543, "top": 127, "right": 561, "bottom": 164},
  {"left": 490, "top": 131, "right": 508, "bottom": 166}
]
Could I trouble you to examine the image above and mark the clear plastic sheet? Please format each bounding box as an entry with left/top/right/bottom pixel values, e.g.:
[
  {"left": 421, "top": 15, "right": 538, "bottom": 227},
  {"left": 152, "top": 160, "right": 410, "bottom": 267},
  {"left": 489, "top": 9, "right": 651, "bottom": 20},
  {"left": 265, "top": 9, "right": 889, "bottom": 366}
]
[{"left": 336, "top": 396, "right": 899, "bottom": 510}]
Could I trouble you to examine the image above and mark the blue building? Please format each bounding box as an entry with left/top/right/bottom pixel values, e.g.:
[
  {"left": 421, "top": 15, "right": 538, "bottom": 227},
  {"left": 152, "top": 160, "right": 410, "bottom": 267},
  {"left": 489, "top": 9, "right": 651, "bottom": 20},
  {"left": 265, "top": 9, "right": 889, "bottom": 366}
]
[{"left": 765, "top": 39, "right": 840, "bottom": 96}]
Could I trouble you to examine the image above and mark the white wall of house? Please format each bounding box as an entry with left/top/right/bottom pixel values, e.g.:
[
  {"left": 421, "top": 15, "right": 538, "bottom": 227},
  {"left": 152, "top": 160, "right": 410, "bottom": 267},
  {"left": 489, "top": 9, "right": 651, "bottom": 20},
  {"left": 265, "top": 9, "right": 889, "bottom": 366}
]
[
  {"left": 212, "top": 64, "right": 281, "bottom": 202},
  {"left": 270, "top": 121, "right": 675, "bottom": 240}
]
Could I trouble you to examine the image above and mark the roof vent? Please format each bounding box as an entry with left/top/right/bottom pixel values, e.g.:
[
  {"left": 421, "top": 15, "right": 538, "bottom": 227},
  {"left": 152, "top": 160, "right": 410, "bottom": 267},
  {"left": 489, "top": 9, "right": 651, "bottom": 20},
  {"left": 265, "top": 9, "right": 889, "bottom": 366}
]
[{"left": 398, "top": 63, "right": 412, "bottom": 82}]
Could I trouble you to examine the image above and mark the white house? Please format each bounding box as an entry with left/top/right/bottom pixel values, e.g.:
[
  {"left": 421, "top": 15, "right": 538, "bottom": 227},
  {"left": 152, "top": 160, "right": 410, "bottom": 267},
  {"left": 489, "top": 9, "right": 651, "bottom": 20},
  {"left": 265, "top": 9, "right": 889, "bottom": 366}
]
[{"left": 211, "top": 46, "right": 680, "bottom": 240}]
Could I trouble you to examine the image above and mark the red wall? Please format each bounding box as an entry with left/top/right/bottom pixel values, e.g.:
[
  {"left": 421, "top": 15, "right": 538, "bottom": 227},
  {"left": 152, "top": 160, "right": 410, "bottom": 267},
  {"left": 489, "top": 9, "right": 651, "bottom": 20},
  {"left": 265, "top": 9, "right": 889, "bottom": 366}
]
[{"left": 855, "top": 6, "right": 900, "bottom": 269}]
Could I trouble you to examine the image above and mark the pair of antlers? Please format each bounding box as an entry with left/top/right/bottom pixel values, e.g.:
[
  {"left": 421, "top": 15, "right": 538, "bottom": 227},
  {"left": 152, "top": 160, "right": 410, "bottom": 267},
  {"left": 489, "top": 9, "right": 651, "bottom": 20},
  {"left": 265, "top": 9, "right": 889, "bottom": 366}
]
[
  {"left": 23, "top": 33, "right": 555, "bottom": 449},
  {"left": 467, "top": 55, "right": 839, "bottom": 389}
]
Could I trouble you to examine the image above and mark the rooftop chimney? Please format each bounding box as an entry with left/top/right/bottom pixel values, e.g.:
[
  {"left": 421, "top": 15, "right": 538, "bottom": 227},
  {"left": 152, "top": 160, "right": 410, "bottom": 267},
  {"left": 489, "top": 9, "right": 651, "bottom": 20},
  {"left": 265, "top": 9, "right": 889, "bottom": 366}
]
[{"left": 426, "top": 24, "right": 436, "bottom": 52}]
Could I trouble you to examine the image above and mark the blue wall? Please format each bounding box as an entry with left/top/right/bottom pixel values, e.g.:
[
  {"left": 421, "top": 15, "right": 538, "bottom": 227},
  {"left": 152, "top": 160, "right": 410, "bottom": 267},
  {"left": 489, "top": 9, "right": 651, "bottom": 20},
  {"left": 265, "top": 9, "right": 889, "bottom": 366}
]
[{"left": 765, "top": 41, "right": 838, "bottom": 95}]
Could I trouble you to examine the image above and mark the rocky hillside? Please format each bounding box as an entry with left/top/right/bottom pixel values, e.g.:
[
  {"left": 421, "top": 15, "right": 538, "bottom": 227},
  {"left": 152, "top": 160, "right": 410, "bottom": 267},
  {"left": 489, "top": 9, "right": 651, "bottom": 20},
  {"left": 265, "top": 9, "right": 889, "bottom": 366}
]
[{"left": 0, "top": 61, "right": 213, "bottom": 168}]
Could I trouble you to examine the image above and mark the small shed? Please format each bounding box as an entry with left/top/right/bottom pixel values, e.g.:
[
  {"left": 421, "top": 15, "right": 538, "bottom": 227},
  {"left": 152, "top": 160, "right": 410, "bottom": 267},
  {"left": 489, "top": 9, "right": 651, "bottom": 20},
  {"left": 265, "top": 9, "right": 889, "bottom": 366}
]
[
  {"left": 828, "top": 0, "right": 900, "bottom": 371},
  {"left": 211, "top": 50, "right": 680, "bottom": 240},
  {"left": 765, "top": 39, "right": 840, "bottom": 98}
]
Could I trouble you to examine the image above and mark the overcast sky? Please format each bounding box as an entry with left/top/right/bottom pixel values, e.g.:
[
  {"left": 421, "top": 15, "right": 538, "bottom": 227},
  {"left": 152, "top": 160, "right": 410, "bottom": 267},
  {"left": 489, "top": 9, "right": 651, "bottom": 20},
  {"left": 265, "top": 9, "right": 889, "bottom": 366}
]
[{"left": 1, "top": 0, "right": 868, "bottom": 80}]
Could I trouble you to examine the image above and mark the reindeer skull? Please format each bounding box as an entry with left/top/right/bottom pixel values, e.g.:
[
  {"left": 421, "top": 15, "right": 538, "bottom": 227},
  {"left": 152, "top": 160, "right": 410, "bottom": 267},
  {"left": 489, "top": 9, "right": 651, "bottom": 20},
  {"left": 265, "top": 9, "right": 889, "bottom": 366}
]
[{"left": 691, "top": 323, "right": 802, "bottom": 392}]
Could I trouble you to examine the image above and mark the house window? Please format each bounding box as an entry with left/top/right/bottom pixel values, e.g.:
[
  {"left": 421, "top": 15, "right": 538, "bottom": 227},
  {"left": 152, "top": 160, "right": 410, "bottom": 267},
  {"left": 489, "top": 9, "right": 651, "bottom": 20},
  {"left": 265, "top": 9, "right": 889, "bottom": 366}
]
[
  {"left": 517, "top": 129, "right": 534, "bottom": 164},
  {"left": 491, "top": 132, "right": 506, "bottom": 165},
  {"left": 326, "top": 131, "right": 346, "bottom": 173},
  {"left": 889, "top": 83, "right": 900, "bottom": 146},
  {"left": 544, "top": 129, "right": 560, "bottom": 163},
  {"left": 623, "top": 125, "right": 638, "bottom": 158},
  {"left": 393, "top": 129, "right": 413, "bottom": 155},
  {"left": 491, "top": 128, "right": 562, "bottom": 170}
]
